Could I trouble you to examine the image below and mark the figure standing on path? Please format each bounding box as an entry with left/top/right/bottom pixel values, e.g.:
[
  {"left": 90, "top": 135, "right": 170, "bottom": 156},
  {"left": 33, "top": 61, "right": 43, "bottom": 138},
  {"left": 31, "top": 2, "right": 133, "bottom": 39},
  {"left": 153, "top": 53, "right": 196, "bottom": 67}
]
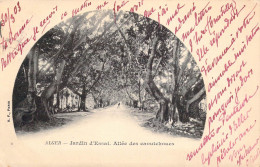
[{"left": 117, "top": 102, "right": 120, "bottom": 108}]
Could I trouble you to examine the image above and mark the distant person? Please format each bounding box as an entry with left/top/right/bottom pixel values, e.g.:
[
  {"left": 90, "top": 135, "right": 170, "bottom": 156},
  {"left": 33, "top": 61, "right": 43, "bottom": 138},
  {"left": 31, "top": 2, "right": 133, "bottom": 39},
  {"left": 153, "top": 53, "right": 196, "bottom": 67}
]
[{"left": 117, "top": 102, "right": 120, "bottom": 108}]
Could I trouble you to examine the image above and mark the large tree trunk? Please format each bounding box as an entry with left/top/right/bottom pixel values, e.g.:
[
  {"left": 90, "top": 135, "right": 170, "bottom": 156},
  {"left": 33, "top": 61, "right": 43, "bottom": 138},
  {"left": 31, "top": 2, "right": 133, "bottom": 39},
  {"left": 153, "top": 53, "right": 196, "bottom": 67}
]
[
  {"left": 145, "top": 37, "right": 170, "bottom": 123},
  {"left": 27, "top": 47, "right": 38, "bottom": 110},
  {"left": 40, "top": 60, "right": 66, "bottom": 121},
  {"left": 186, "top": 87, "right": 206, "bottom": 114},
  {"left": 54, "top": 63, "right": 60, "bottom": 113},
  {"left": 78, "top": 96, "right": 81, "bottom": 110},
  {"left": 79, "top": 83, "right": 87, "bottom": 111},
  {"left": 49, "top": 95, "right": 55, "bottom": 114},
  {"left": 169, "top": 38, "right": 181, "bottom": 124},
  {"left": 171, "top": 93, "right": 178, "bottom": 123},
  {"left": 155, "top": 99, "right": 169, "bottom": 122},
  {"left": 176, "top": 96, "right": 189, "bottom": 123},
  {"left": 40, "top": 83, "right": 55, "bottom": 121},
  {"left": 170, "top": 38, "right": 194, "bottom": 123},
  {"left": 13, "top": 47, "right": 38, "bottom": 126},
  {"left": 91, "top": 91, "right": 98, "bottom": 108},
  {"left": 78, "top": 62, "right": 105, "bottom": 111},
  {"left": 56, "top": 89, "right": 60, "bottom": 112},
  {"left": 99, "top": 99, "right": 103, "bottom": 108},
  {"left": 138, "top": 79, "right": 143, "bottom": 110},
  {"left": 37, "top": 20, "right": 81, "bottom": 120},
  {"left": 176, "top": 79, "right": 205, "bottom": 123}
]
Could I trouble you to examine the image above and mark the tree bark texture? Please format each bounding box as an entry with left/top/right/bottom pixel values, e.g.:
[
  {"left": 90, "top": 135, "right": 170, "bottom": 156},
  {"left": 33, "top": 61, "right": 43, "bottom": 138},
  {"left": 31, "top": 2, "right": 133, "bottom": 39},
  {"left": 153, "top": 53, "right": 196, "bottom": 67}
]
[{"left": 145, "top": 37, "right": 170, "bottom": 123}]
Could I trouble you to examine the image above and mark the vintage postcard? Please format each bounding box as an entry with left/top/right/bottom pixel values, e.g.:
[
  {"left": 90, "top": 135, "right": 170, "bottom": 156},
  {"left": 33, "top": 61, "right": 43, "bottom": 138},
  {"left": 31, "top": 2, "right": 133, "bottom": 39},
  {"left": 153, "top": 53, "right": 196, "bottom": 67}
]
[{"left": 0, "top": 0, "right": 259, "bottom": 166}]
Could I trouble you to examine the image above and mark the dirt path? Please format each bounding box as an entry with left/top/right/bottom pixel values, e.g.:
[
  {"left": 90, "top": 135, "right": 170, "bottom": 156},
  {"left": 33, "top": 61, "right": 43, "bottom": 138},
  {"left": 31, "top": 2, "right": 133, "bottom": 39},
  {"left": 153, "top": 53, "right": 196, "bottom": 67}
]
[{"left": 17, "top": 105, "right": 199, "bottom": 166}]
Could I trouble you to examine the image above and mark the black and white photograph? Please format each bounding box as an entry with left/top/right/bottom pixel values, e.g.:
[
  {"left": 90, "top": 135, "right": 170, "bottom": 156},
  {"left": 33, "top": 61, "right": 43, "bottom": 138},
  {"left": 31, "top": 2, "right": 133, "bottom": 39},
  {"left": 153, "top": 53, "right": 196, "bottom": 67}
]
[
  {"left": 12, "top": 10, "right": 207, "bottom": 139},
  {"left": 1, "top": 0, "right": 260, "bottom": 166}
]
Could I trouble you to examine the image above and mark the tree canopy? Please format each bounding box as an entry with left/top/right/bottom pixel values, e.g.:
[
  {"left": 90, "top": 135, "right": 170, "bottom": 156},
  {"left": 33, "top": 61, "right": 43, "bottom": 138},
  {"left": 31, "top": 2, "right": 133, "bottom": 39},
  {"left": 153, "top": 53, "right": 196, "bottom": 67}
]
[{"left": 13, "top": 10, "right": 206, "bottom": 131}]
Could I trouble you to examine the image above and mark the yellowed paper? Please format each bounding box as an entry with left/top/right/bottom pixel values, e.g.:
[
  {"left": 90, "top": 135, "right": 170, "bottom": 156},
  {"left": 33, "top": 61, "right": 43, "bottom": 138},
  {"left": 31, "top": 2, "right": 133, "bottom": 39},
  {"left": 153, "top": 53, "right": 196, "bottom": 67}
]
[{"left": 0, "top": 0, "right": 259, "bottom": 167}]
